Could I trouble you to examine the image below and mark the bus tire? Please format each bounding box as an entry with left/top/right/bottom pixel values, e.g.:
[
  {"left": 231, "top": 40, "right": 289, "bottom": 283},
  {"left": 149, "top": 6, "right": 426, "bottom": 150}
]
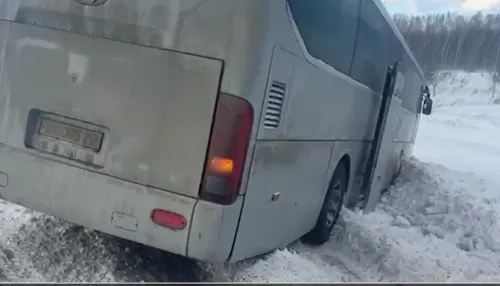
[{"left": 301, "top": 163, "right": 347, "bottom": 245}]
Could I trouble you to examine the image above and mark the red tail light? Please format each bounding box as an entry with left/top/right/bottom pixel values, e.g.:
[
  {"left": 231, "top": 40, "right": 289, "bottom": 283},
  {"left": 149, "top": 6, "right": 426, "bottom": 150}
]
[
  {"left": 151, "top": 209, "right": 187, "bottom": 231},
  {"left": 199, "top": 93, "right": 254, "bottom": 205}
]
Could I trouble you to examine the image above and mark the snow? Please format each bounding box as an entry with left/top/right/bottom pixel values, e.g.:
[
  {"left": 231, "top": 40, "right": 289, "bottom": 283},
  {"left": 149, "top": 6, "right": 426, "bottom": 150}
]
[
  {"left": 417, "top": 71, "right": 500, "bottom": 186},
  {"left": 0, "top": 70, "right": 499, "bottom": 282},
  {"left": 431, "top": 71, "right": 498, "bottom": 108}
]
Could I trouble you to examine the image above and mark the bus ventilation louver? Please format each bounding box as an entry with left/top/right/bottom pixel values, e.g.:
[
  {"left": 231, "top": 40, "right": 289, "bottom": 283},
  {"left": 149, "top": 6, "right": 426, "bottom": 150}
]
[{"left": 264, "top": 81, "right": 286, "bottom": 129}]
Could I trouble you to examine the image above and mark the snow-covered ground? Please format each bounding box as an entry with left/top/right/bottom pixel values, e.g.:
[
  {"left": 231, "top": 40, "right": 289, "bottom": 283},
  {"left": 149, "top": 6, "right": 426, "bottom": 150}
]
[
  {"left": 0, "top": 70, "right": 499, "bottom": 282},
  {"left": 417, "top": 71, "right": 500, "bottom": 186}
]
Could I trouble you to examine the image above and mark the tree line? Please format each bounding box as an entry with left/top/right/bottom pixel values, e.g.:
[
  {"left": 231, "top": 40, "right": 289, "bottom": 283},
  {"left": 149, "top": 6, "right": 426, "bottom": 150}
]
[{"left": 393, "top": 12, "right": 500, "bottom": 74}]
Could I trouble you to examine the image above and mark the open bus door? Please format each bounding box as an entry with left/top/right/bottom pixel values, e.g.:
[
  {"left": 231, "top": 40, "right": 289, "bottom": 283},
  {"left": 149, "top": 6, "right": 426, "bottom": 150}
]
[{"left": 363, "top": 62, "right": 405, "bottom": 213}]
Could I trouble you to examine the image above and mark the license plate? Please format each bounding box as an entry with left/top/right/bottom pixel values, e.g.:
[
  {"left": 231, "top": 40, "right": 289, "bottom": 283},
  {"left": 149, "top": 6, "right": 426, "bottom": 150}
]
[{"left": 38, "top": 118, "right": 104, "bottom": 152}]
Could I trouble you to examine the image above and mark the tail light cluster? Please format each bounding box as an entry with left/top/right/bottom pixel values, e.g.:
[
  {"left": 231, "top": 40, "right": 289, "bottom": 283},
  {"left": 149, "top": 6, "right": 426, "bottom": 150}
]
[{"left": 199, "top": 93, "right": 254, "bottom": 205}]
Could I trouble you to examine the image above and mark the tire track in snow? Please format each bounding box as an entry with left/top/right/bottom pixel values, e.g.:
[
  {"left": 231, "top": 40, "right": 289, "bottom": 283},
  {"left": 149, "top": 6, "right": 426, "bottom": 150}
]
[{"left": 0, "top": 211, "right": 207, "bottom": 282}]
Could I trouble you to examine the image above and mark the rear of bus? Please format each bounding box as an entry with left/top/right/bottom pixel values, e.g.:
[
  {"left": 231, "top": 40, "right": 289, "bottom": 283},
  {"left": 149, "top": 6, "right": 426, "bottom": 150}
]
[{"left": 0, "top": 0, "right": 267, "bottom": 262}]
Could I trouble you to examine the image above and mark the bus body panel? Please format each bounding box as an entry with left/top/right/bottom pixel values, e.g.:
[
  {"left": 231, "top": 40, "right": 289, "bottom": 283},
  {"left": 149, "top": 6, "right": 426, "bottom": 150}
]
[
  {"left": 0, "top": 0, "right": 270, "bottom": 109},
  {"left": 0, "top": 145, "right": 195, "bottom": 257},
  {"left": 0, "top": 0, "right": 235, "bottom": 60},
  {"left": 273, "top": 58, "right": 379, "bottom": 142},
  {"left": 231, "top": 0, "right": 378, "bottom": 261},
  {"left": 230, "top": 140, "right": 335, "bottom": 261},
  {"left": 0, "top": 21, "right": 223, "bottom": 198},
  {"left": 187, "top": 197, "right": 243, "bottom": 262}
]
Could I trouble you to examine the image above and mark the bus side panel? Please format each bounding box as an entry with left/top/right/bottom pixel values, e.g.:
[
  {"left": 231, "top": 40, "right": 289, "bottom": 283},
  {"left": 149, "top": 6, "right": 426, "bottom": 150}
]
[
  {"left": 384, "top": 44, "right": 425, "bottom": 190},
  {"left": 276, "top": 57, "right": 379, "bottom": 207},
  {"left": 230, "top": 0, "right": 383, "bottom": 261},
  {"left": 395, "top": 108, "right": 419, "bottom": 144},
  {"left": 230, "top": 56, "right": 377, "bottom": 262},
  {"left": 399, "top": 53, "right": 425, "bottom": 146},
  {"left": 278, "top": 62, "right": 380, "bottom": 142},
  {"left": 230, "top": 45, "right": 333, "bottom": 261},
  {"left": 230, "top": 140, "right": 334, "bottom": 262},
  {"left": 261, "top": 1, "right": 380, "bottom": 143},
  {"left": 186, "top": 197, "right": 244, "bottom": 262}
]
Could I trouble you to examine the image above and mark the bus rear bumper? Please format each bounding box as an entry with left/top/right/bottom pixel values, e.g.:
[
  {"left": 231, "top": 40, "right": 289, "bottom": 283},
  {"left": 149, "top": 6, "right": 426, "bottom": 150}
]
[{"left": 0, "top": 146, "right": 241, "bottom": 262}]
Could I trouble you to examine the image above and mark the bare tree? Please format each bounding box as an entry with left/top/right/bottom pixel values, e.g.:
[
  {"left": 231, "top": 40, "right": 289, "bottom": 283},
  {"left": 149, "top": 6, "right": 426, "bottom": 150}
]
[{"left": 393, "top": 12, "right": 500, "bottom": 73}]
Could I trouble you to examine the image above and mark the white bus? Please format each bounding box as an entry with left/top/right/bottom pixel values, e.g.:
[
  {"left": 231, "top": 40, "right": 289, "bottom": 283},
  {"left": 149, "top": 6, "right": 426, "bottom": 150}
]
[{"left": 0, "top": 0, "right": 432, "bottom": 262}]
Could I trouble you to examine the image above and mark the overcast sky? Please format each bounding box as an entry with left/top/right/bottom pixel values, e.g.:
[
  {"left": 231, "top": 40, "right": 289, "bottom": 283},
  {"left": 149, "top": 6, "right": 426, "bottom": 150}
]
[{"left": 384, "top": 0, "right": 500, "bottom": 14}]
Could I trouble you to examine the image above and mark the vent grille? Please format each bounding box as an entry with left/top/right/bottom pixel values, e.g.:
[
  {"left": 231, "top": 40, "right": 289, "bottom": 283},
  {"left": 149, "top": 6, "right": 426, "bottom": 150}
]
[{"left": 264, "top": 81, "right": 286, "bottom": 129}]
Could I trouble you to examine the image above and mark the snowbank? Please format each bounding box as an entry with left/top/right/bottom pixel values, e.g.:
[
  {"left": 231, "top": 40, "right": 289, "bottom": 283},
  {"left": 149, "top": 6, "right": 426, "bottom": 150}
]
[
  {"left": 416, "top": 70, "right": 500, "bottom": 185},
  {"left": 431, "top": 70, "right": 499, "bottom": 107},
  {"left": 416, "top": 104, "right": 500, "bottom": 185},
  {"left": 340, "top": 159, "right": 500, "bottom": 282}
]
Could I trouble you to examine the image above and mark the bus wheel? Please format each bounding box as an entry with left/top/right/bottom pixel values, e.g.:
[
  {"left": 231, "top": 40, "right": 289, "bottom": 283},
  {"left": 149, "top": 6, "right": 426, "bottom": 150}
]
[{"left": 301, "top": 163, "right": 347, "bottom": 245}]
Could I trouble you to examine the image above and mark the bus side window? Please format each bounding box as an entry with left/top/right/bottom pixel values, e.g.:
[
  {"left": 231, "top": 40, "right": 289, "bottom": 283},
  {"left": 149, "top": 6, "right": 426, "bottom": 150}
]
[
  {"left": 288, "top": 0, "right": 360, "bottom": 76},
  {"left": 350, "top": 0, "right": 390, "bottom": 92}
]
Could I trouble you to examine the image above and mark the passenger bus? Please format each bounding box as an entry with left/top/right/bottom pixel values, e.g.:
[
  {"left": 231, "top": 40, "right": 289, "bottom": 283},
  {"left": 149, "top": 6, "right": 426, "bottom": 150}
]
[{"left": 0, "top": 0, "right": 432, "bottom": 262}]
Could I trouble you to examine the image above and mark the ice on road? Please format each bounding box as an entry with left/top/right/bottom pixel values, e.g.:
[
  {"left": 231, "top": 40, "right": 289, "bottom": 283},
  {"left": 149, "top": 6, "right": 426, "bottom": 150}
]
[{"left": 0, "top": 70, "right": 499, "bottom": 282}]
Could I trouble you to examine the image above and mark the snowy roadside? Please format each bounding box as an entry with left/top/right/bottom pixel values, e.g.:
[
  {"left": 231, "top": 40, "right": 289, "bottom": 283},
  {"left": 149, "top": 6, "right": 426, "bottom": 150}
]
[
  {"left": 0, "top": 206, "right": 209, "bottom": 282},
  {"left": 339, "top": 159, "right": 500, "bottom": 282},
  {"left": 415, "top": 105, "right": 500, "bottom": 186},
  {"left": 0, "top": 203, "right": 45, "bottom": 282}
]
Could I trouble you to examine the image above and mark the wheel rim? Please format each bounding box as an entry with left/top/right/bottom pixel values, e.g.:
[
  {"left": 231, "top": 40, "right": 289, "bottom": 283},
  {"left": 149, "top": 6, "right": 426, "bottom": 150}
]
[{"left": 325, "top": 179, "right": 343, "bottom": 227}]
